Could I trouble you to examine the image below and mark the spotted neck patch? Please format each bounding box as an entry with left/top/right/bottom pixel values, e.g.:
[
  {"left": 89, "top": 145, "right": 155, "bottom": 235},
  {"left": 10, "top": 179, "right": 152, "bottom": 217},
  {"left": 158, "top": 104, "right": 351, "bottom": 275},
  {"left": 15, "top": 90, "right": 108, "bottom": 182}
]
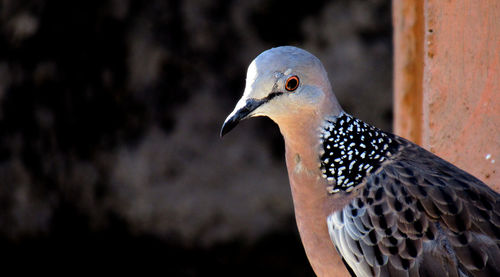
[{"left": 319, "top": 113, "right": 399, "bottom": 194}]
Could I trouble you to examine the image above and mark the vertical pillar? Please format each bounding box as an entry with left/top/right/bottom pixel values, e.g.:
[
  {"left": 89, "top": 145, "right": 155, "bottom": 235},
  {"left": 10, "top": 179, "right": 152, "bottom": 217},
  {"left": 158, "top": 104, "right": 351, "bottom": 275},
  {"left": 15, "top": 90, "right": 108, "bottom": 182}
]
[
  {"left": 393, "top": 0, "right": 500, "bottom": 190},
  {"left": 393, "top": 0, "right": 425, "bottom": 146}
]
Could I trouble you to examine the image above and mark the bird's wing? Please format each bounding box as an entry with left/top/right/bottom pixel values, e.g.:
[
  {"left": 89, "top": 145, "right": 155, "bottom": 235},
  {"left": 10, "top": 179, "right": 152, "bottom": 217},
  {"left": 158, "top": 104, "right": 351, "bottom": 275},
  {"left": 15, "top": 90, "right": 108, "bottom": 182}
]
[{"left": 328, "top": 137, "right": 500, "bottom": 277}]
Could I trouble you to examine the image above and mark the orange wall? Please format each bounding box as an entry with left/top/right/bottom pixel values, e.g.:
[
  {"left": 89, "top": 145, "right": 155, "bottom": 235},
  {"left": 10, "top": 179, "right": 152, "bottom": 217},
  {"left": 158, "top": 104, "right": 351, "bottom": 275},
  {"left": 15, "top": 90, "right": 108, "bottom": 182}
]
[{"left": 394, "top": 0, "right": 500, "bottom": 190}]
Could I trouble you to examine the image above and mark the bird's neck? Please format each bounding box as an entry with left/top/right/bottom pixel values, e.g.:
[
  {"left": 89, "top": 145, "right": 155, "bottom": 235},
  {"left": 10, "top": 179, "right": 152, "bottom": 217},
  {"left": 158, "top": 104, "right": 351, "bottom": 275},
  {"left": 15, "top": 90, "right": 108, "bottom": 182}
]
[
  {"left": 275, "top": 92, "right": 342, "bottom": 164},
  {"left": 275, "top": 108, "right": 352, "bottom": 277},
  {"left": 274, "top": 99, "right": 347, "bottom": 212},
  {"left": 275, "top": 110, "right": 401, "bottom": 277}
]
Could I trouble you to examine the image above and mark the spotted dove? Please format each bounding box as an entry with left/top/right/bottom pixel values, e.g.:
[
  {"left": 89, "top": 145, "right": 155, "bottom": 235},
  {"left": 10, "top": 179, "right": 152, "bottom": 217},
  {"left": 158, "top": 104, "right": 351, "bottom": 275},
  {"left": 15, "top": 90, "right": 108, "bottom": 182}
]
[{"left": 220, "top": 46, "right": 500, "bottom": 277}]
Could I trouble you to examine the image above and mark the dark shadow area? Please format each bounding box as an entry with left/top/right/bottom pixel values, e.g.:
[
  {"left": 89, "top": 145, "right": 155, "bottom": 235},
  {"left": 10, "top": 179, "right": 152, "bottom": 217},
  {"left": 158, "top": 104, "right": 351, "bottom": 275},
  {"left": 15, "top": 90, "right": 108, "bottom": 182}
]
[
  {"left": 3, "top": 207, "right": 313, "bottom": 276},
  {"left": 0, "top": 0, "right": 392, "bottom": 275}
]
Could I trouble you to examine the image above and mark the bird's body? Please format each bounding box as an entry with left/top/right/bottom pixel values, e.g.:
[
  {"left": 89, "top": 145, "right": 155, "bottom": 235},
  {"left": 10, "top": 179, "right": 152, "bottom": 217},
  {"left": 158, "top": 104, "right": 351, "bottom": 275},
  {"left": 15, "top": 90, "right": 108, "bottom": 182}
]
[
  {"left": 221, "top": 46, "right": 500, "bottom": 277},
  {"left": 323, "top": 113, "right": 500, "bottom": 277}
]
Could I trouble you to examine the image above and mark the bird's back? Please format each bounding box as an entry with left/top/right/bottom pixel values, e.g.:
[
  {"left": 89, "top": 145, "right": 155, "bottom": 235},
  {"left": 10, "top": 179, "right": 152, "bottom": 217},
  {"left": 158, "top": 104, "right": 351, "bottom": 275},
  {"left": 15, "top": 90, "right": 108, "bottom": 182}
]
[{"left": 325, "top": 116, "right": 500, "bottom": 277}]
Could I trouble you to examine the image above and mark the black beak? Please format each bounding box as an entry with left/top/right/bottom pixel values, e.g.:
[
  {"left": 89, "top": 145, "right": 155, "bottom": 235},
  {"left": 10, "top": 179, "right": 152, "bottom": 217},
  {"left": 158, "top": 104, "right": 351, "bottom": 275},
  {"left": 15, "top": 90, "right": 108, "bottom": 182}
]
[{"left": 220, "top": 99, "right": 264, "bottom": 137}]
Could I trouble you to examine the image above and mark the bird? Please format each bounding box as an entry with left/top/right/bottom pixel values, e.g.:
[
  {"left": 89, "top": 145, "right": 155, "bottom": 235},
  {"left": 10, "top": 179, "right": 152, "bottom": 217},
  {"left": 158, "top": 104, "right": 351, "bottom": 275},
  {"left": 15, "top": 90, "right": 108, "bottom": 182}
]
[{"left": 220, "top": 46, "right": 500, "bottom": 277}]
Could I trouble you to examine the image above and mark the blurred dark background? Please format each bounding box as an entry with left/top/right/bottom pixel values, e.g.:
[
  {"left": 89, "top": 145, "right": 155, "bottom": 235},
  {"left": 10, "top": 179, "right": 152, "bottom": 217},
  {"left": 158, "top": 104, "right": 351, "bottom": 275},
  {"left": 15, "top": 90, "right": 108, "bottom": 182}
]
[{"left": 0, "top": 0, "right": 392, "bottom": 275}]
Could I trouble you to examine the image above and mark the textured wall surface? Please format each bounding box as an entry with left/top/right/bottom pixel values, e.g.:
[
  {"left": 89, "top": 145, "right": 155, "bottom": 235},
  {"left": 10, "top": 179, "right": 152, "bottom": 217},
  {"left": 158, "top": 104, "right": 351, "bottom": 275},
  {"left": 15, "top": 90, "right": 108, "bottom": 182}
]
[
  {"left": 423, "top": 0, "right": 500, "bottom": 189},
  {"left": 0, "top": 0, "right": 392, "bottom": 275},
  {"left": 393, "top": 0, "right": 500, "bottom": 190}
]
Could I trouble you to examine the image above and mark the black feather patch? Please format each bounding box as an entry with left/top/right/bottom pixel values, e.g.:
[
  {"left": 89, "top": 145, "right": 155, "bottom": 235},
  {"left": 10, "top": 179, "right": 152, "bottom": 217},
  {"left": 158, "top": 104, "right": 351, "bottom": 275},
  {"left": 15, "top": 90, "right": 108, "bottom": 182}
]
[{"left": 319, "top": 113, "right": 400, "bottom": 193}]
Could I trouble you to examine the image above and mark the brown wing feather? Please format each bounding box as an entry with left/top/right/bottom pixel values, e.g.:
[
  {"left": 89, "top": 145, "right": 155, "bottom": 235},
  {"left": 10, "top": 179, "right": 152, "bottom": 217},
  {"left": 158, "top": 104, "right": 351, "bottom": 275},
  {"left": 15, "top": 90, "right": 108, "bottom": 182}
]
[{"left": 328, "top": 137, "right": 500, "bottom": 277}]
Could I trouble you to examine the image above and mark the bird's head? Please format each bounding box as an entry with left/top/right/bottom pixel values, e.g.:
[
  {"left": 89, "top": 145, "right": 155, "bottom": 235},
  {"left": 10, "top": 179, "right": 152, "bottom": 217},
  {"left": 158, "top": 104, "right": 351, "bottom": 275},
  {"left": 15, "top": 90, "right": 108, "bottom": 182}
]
[{"left": 221, "top": 46, "right": 342, "bottom": 137}]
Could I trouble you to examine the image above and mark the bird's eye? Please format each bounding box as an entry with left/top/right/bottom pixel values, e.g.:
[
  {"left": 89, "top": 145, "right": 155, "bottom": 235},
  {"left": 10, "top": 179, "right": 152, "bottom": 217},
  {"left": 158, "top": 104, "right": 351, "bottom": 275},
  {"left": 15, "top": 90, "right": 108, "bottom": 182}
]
[{"left": 285, "top": 76, "right": 299, "bottom": 92}]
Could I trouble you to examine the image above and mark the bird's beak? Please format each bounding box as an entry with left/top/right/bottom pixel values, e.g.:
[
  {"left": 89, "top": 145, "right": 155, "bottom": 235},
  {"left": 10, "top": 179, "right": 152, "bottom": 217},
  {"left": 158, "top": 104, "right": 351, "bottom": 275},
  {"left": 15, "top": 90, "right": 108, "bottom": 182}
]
[{"left": 220, "top": 98, "right": 265, "bottom": 137}]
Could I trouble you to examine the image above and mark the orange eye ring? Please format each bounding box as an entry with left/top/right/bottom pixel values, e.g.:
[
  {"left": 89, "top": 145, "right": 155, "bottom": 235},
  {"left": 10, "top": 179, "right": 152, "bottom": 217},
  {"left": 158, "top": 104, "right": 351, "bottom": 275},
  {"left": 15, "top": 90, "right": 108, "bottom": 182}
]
[{"left": 285, "top": 75, "right": 299, "bottom": 92}]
